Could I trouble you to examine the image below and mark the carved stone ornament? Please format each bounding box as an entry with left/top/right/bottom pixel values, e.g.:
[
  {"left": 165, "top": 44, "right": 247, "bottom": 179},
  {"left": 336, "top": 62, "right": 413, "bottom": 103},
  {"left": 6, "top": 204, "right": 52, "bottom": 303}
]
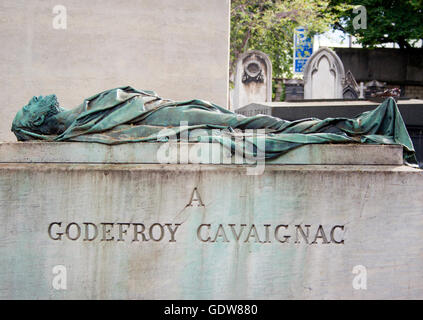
[
  {"left": 242, "top": 61, "right": 264, "bottom": 84},
  {"left": 233, "top": 50, "right": 272, "bottom": 110}
]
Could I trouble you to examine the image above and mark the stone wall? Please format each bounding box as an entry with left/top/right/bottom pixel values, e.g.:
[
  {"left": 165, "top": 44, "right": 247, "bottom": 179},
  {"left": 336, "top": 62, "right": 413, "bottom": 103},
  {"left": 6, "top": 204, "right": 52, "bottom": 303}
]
[
  {"left": 405, "top": 85, "right": 423, "bottom": 99},
  {"left": 334, "top": 48, "right": 423, "bottom": 98},
  {"left": 0, "top": 143, "right": 422, "bottom": 299},
  {"left": 0, "top": 0, "right": 230, "bottom": 142}
]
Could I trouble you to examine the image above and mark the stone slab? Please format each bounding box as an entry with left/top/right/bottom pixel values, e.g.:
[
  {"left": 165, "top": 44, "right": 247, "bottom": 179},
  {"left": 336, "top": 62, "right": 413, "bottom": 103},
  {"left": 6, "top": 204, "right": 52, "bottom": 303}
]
[
  {"left": 235, "top": 99, "right": 423, "bottom": 168},
  {"left": 0, "top": 163, "right": 422, "bottom": 299},
  {"left": 235, "top": 99, "right": 423, "bottom": 126},
  {"left": 0, "top": 142, "right": 404, "bottom": 165}
]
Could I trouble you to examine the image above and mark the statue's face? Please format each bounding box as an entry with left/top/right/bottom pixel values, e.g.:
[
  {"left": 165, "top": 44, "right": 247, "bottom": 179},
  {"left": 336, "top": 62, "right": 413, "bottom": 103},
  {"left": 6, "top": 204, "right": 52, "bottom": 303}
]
[{"left": 12, "top": 94, "right": 61, "bottom": 140}]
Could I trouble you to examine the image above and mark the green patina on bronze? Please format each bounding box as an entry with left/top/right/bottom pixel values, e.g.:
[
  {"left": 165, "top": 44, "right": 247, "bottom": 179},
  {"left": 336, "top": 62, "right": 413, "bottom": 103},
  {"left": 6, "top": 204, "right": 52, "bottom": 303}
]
[{"left": 11, "top": 86, "right": 417, "bottom": 165}]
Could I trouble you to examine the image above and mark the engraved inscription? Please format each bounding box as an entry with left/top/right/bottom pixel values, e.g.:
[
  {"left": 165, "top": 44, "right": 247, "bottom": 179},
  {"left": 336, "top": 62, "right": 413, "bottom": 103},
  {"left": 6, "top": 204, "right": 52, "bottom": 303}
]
[
  {"left": 187, "top": 188, "right": 205, "bottom": 207},
  {"left": 197, "top": 224, "right": 344, "bottom": 244},
  {"left": 49, "top": 222, "right": 344, "bottom": 245},
  {"left": 48, "top": 222, "right": 181, "bottom": 242}
]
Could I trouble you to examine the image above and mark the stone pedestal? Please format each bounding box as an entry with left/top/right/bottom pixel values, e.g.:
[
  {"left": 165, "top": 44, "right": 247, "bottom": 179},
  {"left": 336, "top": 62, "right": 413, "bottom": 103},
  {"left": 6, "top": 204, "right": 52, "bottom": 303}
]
[
  {"left": 0, "top": 142, "right": 403, "bottom": 165},
  {"left": 0, "top": 142, "right": 422, "bottom": 299}
]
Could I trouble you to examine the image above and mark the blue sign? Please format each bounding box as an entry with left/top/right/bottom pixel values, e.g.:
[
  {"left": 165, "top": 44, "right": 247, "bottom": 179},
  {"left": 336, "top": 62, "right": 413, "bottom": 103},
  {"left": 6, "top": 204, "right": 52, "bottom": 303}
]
[{"left": 293, "top": 27, "right": 313, "bottom": 73}]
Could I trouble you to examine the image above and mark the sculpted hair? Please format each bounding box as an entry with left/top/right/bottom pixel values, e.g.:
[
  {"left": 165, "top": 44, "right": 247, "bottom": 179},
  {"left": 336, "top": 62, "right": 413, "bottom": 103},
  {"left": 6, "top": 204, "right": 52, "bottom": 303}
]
[{"left": 12, "top": 95, "right": 62, "bottom": 140}]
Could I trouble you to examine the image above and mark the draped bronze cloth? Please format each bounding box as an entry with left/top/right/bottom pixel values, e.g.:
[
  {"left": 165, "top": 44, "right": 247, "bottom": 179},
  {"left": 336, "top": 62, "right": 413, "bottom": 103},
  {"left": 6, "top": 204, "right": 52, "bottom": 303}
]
[{"left": 12, "top": 86, "right": 418, "bottom": 166}]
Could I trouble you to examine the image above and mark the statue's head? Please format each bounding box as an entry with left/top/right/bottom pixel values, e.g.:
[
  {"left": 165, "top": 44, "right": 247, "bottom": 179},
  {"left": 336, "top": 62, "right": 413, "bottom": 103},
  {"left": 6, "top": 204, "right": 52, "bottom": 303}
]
[{"left": 12, "top": 94, "right": 63, "bottom": 140}]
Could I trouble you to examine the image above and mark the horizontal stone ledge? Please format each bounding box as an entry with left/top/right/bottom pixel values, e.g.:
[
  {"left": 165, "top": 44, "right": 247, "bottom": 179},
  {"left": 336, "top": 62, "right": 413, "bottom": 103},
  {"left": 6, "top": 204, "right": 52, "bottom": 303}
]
[
  {"left": 0, "top": 141, "right": 404, "bottom": 165},
  {"left": 0, "top": 164, "right": 420, "bottom": 176}
]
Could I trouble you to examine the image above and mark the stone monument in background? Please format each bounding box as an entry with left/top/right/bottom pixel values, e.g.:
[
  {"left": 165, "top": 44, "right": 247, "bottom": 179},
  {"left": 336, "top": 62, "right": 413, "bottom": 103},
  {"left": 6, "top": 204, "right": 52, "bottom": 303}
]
[
  {"left": 233, "top": 50, "right": 272, "bottom": 110},
  {"left": 303, "top": 47, "right": 345, "bottom": 99},
  {"left": 343, "top": 70, "right": 360, "bottom": 99}
]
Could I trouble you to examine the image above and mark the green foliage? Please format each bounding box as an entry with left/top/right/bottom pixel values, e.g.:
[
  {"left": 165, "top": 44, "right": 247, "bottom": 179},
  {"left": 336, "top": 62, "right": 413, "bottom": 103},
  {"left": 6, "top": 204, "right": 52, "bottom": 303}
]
[
  {"left": 230, "top": 0, "right": 423, "bottom": 86},
  {"left": 230, "top": 0, "right": 346, "bottom": 80},
  {"left": 328, "top": 0, "right": 423, "bottom": 49}
]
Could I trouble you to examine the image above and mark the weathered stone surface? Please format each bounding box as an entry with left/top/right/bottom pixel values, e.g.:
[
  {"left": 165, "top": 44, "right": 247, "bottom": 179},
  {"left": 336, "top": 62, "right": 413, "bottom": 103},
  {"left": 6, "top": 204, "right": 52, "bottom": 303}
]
[
  {"left": 233, "top": 50, "right": 272, "bottom": 110},
  {"left": 0, "top": 142, "right": 404, "bottom": 165},
  {"left": 303, "top": 47, "right": 345, "bottom": 99},
  {"left": 0, "top": 0, "right": 230, "bottom": 142},
  {"left": 0, "top": 162, "right": 422, "bottom": 299}
]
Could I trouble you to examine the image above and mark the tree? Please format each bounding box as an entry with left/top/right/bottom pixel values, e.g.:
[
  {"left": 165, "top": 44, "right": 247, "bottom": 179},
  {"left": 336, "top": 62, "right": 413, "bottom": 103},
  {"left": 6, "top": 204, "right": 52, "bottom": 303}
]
[
  {"left": 230, "top": 0, "right": 347, "bottom": 81},
  {"left": 329, "top": 0, "right": 423, "bottom": 49}
]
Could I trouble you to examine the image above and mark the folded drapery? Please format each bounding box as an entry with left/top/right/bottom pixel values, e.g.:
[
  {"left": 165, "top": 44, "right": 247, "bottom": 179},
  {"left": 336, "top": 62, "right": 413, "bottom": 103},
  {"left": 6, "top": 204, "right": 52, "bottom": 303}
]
[{"left": 12, "top": 86, "right": 418, "bottom": 166}]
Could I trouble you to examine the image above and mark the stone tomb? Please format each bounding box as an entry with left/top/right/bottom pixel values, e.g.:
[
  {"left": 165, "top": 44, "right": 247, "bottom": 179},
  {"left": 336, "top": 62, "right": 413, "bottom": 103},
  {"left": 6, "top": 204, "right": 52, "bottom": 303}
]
[
  {"left": 303, "top": 47, "right": 345, "bottom": 100},
  {"left": 0, "top": 142, "right": 422, "bottom": 299},
  {"left": 233, "top": 50, "right": 272, "bottom": 110}
]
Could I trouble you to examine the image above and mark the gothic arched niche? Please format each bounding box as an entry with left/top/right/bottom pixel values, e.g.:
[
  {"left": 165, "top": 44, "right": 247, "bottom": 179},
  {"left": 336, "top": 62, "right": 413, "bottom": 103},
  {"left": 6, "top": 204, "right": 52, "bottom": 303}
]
[{"left": 303, "top": 47, "right": 345, "bottom": 99}]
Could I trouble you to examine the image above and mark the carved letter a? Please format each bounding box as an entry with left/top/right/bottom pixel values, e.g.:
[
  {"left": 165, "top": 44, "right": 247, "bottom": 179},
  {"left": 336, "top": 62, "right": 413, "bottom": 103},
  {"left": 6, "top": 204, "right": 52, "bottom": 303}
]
[{"left": 187, "top": 188, "right": 205, "bottom": 207}]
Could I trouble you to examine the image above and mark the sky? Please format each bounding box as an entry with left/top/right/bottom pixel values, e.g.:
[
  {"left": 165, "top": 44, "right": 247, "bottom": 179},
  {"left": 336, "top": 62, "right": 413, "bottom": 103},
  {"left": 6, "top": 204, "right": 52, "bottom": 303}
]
[
  {"left": 314, "top": 29, "right": 423, "bottom": 50},
  {"left": 313, "top": 29, "right": 362, "bottom": 51}
]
